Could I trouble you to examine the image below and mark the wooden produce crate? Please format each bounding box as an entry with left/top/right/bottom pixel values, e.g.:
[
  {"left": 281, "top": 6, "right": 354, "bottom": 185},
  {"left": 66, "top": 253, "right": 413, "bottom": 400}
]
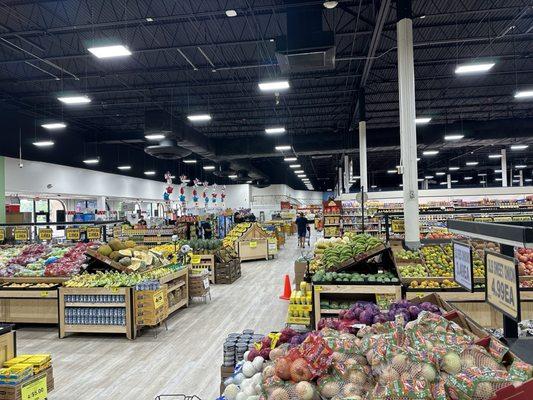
[
  {"left": 313, "top": 283, "right": 402, "bottom": 328},
  {"left": 0, "top": 286, "right": 59, "bottom": 324},
  {"left": 0, "top": 367, "right": 54, "bottom": 400},
  {"left": 160, "top": 268, "right": 188, "bottom": 315},
  {"left": 190, "top": 254, "right": 216, "bottom": 283},
  {"left": 188, "top": 269, "right": 210, "bottom": 299},
  {"left": 59, "top": 287, "right": 135, "bottom": 340},
  {"left": 237, "top": 239, "right": 268, "bottom": 261},
  {"left": 134, "top": 288, "right": 168, "bottom": 327},
  {"left": 215, "top": 260, "right": 241, "bottom": 284}
]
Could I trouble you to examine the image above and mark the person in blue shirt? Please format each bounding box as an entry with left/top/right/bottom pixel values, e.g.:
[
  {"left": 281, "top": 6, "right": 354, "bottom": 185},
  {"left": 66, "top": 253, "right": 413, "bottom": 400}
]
[{"left": 295, "top": 213, "right": 309, "bottom": 248}]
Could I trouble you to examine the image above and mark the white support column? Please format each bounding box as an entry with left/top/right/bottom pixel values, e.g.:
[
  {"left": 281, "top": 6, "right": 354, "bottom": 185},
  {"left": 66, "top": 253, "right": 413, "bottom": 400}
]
[
  {"left": 520, "top": 170, "right": 524, "bottom": 187},
  {"left": 338, "top": 167, "right": 343, "bottom": 196},
  {"left": 397, "top": 11, "right": 420, "bottom": 248},
  {"left": 359, "top": 121, "right": 368, "bottom": 191},
  {"left": 501, "top": 149, "right": 508, "bottom": 187},
  {"left": 447, "top": 174, "right": 452, "bottom": 189},
  {"left": 344, "top": 155, "right": 350, "bottom": 193}
]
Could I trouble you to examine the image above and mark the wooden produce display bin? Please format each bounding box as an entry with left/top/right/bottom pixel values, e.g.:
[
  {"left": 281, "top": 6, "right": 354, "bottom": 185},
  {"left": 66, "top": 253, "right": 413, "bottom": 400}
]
[
  {"left": 0, "top": 284, "right": 60, "bottom": 325},
  {"left": 188, "top": 269, "right": 210, "bottom": 300},
  {"left": 0, "top": 367, "right": 54, "bottom": 400},
  {"left": 159, "top": 268, "right": 188, "bottom": 316},
  {"left": 0, "top": 327, "right": 15, "bottom": 366},
  {"left": 238, "top": 239, "right": 268, "bottom": 261},
  {"left": 313, "top": 283, "right": 402, "bottom": 328},
  {"left": 215, "top": 259, "right": 241, "bottom": 284},
  {"left": 190, "top": 254, "right": 216, "bottom": 283},
  {"left": 59, "top": 287, "right": 135, "bottom": 340}
]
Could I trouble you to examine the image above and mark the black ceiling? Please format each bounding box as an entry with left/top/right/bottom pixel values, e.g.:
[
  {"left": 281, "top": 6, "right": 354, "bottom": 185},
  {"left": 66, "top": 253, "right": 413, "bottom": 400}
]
[{"left": 0, "top": 0, "right": 531, "bottom": 192}]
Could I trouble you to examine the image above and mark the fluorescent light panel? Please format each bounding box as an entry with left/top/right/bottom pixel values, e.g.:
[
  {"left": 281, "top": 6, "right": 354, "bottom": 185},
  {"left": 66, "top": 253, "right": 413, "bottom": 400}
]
[
  {"left": 423, "top": 150, "right": 439, "bottom": 156},
  {"left": 444, "top": 134, "right": 464, "bottom": 141},
  {"left": 297, "top": 174, "right": 306, "bottom": 177},
  {"left": 183, "top": 159, "right": 197, "bottom": 164},
  {"left": 488, "top": 154, "right": 502, "bottom": 159},
  {"left": 449, "top": 166, "right": 460, "bottom": 171},
  {"left": 275, "top": 145, "right": 291, "bottom": 151},
  {"left": 33, "top": 140, "right": 54, "bottom": 147},
  {"left": 187, "top": 114, "right": 211, "bottom": 122},
  {"left": 144, "top": 171, "right": 156, "bottom": 176},
  {"left": 515, "top": 90, "right": 533, "bottom": 99},
  {"left": 415, "top": 117, "right": 432, "bottom": 124},
  {"left": 387, "top": 170, "right": 397, "bottom": 174},
  {"left": 436, "top": 172, "right": 446, "bottom": 176},
  {"left": 511, "top": 144, "right": 529, "bottom": 150},
  {"left": 83, "top": 158, "right": 99, "bottom": 164},
  {"left": 41, "top": 122, "right": 66, "bottom": 130},
  {"left": 515, "top": 165, "right": 527, "bottom": 169},
  {"left": 203, "top": 165, "right": 216, "bottom": 170},
  {"left": 228, "top": 174, "right": 238, "bottom": 179},
  {"left": 265, "top": 127, "right": 286, "bottom": 134},
  {"left": 451, "top": 180, "right": 459, "bottom": 183},
  {"left": 455, "top": 62, "right": 495, "bottom": 74},
  {"left": 495, "top": 178, "right": 502, "bottom": 182},
  {"left": 464, "top": 176, "right": 473, "bottom": 180},
  {"left": 294, "top": 170, "right": 304, "bottom": 174},
  {"left": 478, "top": 173, "right": 487, "bottom": 176},
  {"left": 117, "top": 165, "right": 131, "bottom": 170},
  {"left": 258, "top": 80, "right": 290, "bottom": 92},
  {"left": 88, "top": 44, "right": 131, "bottom": 58},
  {"left": 289, "top": 164, "right": 301, "bottom": 168},
  {"left": 145, "top": 134, "right": 165, "bottom": 140},
  {"left": 284, "top": 157, "right": 297, "bottom": 162},
  {"left": 424, "top": 175, "right": 434, "bottom": 179},
  {"left": 466, "top": 161, "right": 479, "bottom": 166},
  {"left": 58, "top": 95, "right": 91, "bottom": 104},
  {"left": 439, "top": 182, "right": 447, "bottom": 185}
]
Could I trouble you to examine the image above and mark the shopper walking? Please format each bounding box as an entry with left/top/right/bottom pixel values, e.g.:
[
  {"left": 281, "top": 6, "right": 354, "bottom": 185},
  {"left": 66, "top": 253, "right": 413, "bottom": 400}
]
[{"left": 296, "top": 212, "right": 309, "bottom": 248}]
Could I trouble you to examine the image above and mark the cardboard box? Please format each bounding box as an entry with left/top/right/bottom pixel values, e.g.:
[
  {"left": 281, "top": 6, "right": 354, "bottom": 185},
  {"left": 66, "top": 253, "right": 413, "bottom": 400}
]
[
  {"left": 294, "top": 261, "right": 307, "bottom": 288},
  {"left": 0, "top": 367, "right": 54, "bottom": 400}
]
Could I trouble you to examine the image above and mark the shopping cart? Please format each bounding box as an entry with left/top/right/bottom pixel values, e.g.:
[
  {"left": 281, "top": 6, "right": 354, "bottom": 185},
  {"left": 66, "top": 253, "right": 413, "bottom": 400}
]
[{"left": 155, "top": 395, "right": 202, "bottom": 400}]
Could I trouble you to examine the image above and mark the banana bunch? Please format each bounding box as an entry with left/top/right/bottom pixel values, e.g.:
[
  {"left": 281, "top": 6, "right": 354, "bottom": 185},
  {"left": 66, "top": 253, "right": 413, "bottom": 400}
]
[
  {"left": 64, "top": 271, "right": 145, "bottom": 288},
  {"left": 349, "top": 234, "right": 382, "bottom": 257},
  {"left": 320, "top": 234, "right": 384, "bottom": 271},
  {"left": 323, "top": 243, "right": 353, "bottom": 269}
]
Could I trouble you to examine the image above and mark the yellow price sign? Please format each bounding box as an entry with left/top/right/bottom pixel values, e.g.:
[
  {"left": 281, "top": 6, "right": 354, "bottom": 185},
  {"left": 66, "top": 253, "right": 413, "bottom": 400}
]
[
  {"left": 391, "top": 219, "right": 405, "bottom": 233},
  {"left": 249, "top": 241, "right": 257, "bottom": 248},
  {"left": 14, "top": 228, "right": 29, "bottom": 241},
  {"left": 65, "top": 228, "right": 81, "bottom": 241},
  {"left": 0, "top": 228, "right": 5, "bottom": 241},
  {"left": 191, "top": 254, "right": 201, "bottom": 265},
  {"left": 21, "top": 375, "right": 47, "bottom": 400},
  {"left": 86, "top": 227, "right": 101, "bottom": 240},
  {"left": 40, "top": 291, "right": 49, "bottom": 297},
  {"left": 314, "top": 285, "right": 322, "bottom": 292},
  {"left": 38, "top": 228, "right": 53, "bottom": 241},
  {"left": 110, "top": 287, "right": 120, "bottom": 293},
  {"left": 153, "top": 292, "right": 165, "bottom": 309}
]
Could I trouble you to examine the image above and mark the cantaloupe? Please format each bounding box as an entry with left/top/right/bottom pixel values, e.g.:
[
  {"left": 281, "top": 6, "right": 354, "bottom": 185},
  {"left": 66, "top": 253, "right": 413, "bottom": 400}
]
[{"left": 97, "top": 244, "right": 112, "bottom": 256}]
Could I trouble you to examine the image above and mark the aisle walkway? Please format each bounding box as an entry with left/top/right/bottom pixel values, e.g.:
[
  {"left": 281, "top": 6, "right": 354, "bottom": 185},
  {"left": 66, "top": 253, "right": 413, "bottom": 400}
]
[{"left": 16, "top": 235, "right": 313, "bottom": 400}]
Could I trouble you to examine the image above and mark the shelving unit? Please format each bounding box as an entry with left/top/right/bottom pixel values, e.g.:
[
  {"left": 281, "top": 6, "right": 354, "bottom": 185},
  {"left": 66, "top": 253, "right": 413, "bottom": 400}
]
[
  {"left": 190, "top": 254, "right": 215, "bottom": 283},
  {"left": 0, "top": 286, "right": 59, "bottom": 324},
  {"left": 159, "top": 268, "right": 189, "bottom": 315},
  {"left": 119, "top": 228, "right": 176, "bottom": 245}
]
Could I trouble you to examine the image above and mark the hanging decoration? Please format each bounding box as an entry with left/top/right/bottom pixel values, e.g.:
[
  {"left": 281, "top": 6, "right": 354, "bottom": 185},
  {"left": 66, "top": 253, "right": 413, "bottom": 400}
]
[
  {"left": 220, "top": 185, "right": 227, "bottom": 208},
  {"left": 192, "top": 178, "right": 201, "bottom": 208},
  {"left": 202, "top": 181, "right": 210, "bottom": 208},
  {"left": 211, "top": 183, "right": 218, "bottom": 205},
  {"left": 179, "top": 175, "right": 187, "bottom": 207},
  {"left": 163, "top": 172, "right": 173, "bottom": 203}
]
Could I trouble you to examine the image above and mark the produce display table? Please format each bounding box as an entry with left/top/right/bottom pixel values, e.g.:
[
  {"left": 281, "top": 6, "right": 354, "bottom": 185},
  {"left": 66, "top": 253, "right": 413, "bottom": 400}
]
[
  {"left": 312, "top": 283, "right": 402, "bottom": 328},
  {"left": 237, "top": 239, "right": 268, "bottom": 261}
]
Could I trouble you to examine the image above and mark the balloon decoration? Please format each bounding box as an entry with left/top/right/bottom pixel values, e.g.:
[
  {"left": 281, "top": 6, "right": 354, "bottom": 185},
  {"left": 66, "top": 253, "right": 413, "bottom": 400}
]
[
  {"left": 163, "top": 172, "right": 173, "bottom": 203},
  {"left": 220, "top": 185, "right": 226, "bottom": 208},
  {"left": 179, "top": 175, "right": 187, "bottom": 207},
  {"left": 211, "top": 183, "right": 218, "bottom": 204},
  {"left": 192, "top": 178, "right": 201, "bottom": 208},
  {"left": 202, "top": 181, "right": 209, "bottom": 208}
]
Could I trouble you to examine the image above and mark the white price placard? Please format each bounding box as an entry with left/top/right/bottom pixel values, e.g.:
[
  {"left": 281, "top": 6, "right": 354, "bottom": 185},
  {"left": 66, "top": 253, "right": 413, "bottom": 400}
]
[
  {"left": 453, "top": 240, "right": 473, "bottom": 292},
  {"left": 485, "top": 251, "right": 520, "bottom": 321}
]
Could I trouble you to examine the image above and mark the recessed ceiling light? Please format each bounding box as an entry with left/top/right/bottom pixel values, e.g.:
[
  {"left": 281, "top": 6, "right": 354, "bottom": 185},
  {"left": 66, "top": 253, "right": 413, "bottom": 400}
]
[
  {"left": 466, "top": 161, "right": 479, "bottom": 166},
  {"left": 451, "top": 180, "right": 459, "bottom": 183},
  {"left": 265, "top": 127, "right": 286, "bottom": 134},
  {"left": 495, "top": 178, "right": 502, "bottom": 182},
  {"left": 33, "top": 140, "right": 54, "bottom": 147},
  {"left": 511, "top": 144, "right": 529, "bottom": 150},
  {"left": 323, "top": 1, "right": 338, "bottom": 9},
  {"left": 436, "top": 172, "right": 446, "bottom": 176},
  {"left": 144, "top": 171, "right": 156, "bottom": 176},
  {"left": 449, "top": 166, "right": 460, "bottom": 171},
  {"left": 88, "top": 44, "right": 132, "bottom": 59},
  {"left": 439, "top": 182, "right": 447, "bottom": 185},
  {"left": 464, "top": 176, "right": 473, "bottom": 180},
  {"left": 258, "top": 80, "right": 290, "bottom": 92},
  {"left": 289, "top": 164, "right": 301, "bottom": 168},
  {"left": 58, "top": 95, "right": 91, "bottom": 105},
  {"left": 424, "top": 175, "right": 434, "bottom": 179},
  {"left": 514, "top": 90, "right": 533, "bottom": 99},
  {"left": 415, "top": 117, "right": 431, "bottom": 124},
  {"left": 145, "top": 134, "right": 165, "bottom": 140},
  {"left": 455, "top": 62, "right": 495, "bottom": 74},
  {"left": 387, "top": 169, "right": 397, "bottom": 174},
  {"left": 41, "top": 122, "right": 66, "bottom": 130},
  {"left": 478, "top": 173, "right": 487, "bottom": 176},
  {"left": 183, "top": 159, "right": 197, "bottom": 164},
  {"left": 228, "top": 174, "right": 238, "bottom": 179},
  {"left": 203, "top": 165, "right": 216, "bottom": 171},
  {"left": 294, "top": 170, "right": 304, "bottom": 174},
  {"left": 187, "top": 114, "right": 211, "bottom": 122},
  {"left": 515, "top": 165, "right": 527, "bottom": 169},
  {"left": 117, "top": 165, "right": 131, "bottom": 170},
  {"left": 225, "top": 9, "right": 237, "bottom": 17},
  {"left": 423, "top": 150, "right": 439, "bottom": 156},
  {"left": 146, "top": 17, "right": 154, "bottom": 22},
  {"left": 284, "top": 157, "right": 297, "bottom": 162},
  {"left": 488, "top": 154, "right": 502, "bottom": 159},
  {"left": 83, "top": 157, "right": 99, "bottom": 165},
  {"left": 275, "top": 145, "right": 291, "bottom": 151},
  {"left": 444, "top": 134, "right": 464, "bottom": 141}
]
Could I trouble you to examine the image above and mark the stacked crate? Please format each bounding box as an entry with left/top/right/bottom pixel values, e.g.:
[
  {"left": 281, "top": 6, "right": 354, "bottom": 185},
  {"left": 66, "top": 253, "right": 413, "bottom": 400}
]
[
  {"left": 134, "top": 288, "right": 168, "bottom": 326},
  {"left": 188, "top": 269, "right": 210, "bottom": 299},
  {"left": 215, "top": 259, "right": 241, "bottom": 284}
]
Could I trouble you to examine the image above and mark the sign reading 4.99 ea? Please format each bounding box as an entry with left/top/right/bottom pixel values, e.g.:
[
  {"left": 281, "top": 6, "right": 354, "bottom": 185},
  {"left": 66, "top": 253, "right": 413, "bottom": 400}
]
[
  {"left": 452, "top": 240, "right": 473, "bottom": 292},
  {"left": 485, "top": 250, "right": 520, "bottom": 321}
]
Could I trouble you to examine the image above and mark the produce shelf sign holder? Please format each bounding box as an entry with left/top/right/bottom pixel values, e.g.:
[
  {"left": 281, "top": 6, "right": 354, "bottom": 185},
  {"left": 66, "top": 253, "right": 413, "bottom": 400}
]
[
  {"left": 38, "top": 228, "right": 53, "bottom": 241},
  {"left": 66, "top": 228, "right": 81, "bottom": 241},
  {"left": 86, "top": 227, "right": 101, "bottom": 240},
  {"left": 14, "top": 227, "right": 29, "bottom": 241},
  {"left": 0, "top": 228, "right": 5, "bottom": 241},
  {"left": 452, "top": 240, "right": 474, "bottom": 292},
  {"left": 485, "top": 250, "right": 520, "bottom": 321}
]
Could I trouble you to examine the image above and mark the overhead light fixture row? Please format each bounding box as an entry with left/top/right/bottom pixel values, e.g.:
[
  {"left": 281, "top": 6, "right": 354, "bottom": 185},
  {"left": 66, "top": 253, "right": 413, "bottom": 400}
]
[
  {"left": 265, "top": 127, "right": 286, "bottom": 134},
  {"left": 423, "top": 150, "right": 439, "bottom": 156},
  {"left": 511, "top": 144, "right": 529, "bottom": 150},
  {"left": 41, "top": 122, "right": 66, "bottom": 130},
  {"left": 275, "top": 145, "right": 291, "bottom": 151},
  {"left": 514, "top": 90, "right": 533, "bottom": 99},
  {"left": 415, "top": 117, "right": 431, "bottom": 124},
  {"left": 187, "top": 114, "right": 212, "bottom": 122},
  {"left": 117, "top": 165, "right": 131, "bottom": 170},
  {"left": 488, "top": 154, "right": 502, "bottom": 159},
  {"left": 203, "top": 165, "right": 216, "bottom": 171},
  {"left": 258, "top": 80, "right": 290, "bottom": 92},
  {"left": 183, "top": 159, "right": 197, "bottom": 164},
  {"left": 58, "top": 95, "right": 91, "bottom": 105},
  {"left": 145, "top": 134, "right": 165, "bottom": 140},
  {"left": 144, "top": 171, "right": 156, "bottom": 176},
  {"left": 83, "top": 158, "right": 99, "bottom": 165},
  {"left": 455, "top": 62, "right": 495, "bottom": 74},
  {"left": 88, "top": 44, "right": 132, "bottom": 59},
  {"left": 289, "top": 164, "right": 301, "bottom": 168},
  {"left": 33, "top": 140, "right": 54, "bottom": 147},
  {"left": 465, "top": 161, "right": 479, "bottom": 166},
  {"left": 284, "top": 157, "right": 297, "bottom": 162},
  {"left": 444, "top": 134, "right": 464, "bottom": 141}
]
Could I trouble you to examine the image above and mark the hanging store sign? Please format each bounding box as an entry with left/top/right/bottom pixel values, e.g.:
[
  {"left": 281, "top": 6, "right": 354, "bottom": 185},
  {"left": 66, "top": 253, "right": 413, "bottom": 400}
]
[
  {"left": 86, "top": 227, "right": 101, "bottom": 240},
  {"left": 452, "top": 240, "right": 474, "bottom": 292},
  {"left": 485, "top": 251, "right": 520, "bottom": 321},
  {"left": 65, "top": 228, "right": 81, "bottom": 241},
  {"left": 14, "top": 228, "right": 29, "bottom": 241},
  {"left": 0, "top": 228, "right": 5, "bottom": 242},
  {"left": 38, "top": 228, "right": 53, "bottom": 241}
]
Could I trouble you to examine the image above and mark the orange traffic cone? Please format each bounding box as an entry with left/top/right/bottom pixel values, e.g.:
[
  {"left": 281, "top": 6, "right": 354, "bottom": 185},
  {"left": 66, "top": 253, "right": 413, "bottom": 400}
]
[{"left": 279, "top": 274, "right": 292, "bottom": 300}]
